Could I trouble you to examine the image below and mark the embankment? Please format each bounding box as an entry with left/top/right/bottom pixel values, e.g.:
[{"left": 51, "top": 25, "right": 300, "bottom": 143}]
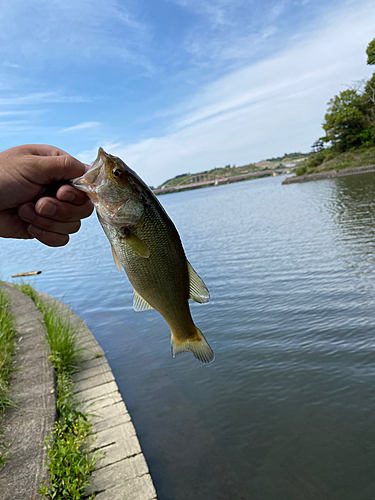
[{"left": 282, "top": 164, "right": 375, "bottom": 184}]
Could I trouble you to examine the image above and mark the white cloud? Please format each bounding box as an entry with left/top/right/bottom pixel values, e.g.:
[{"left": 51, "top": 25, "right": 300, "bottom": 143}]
[
  {"left": 80, "top": 0, "right": 375, "bottom": 187},
  {"left": 2, "top": 61, "right": 20, "bottom": 69},
  {"left": 0, "top": 92, "right": 88, "bottom": 106},
  {"left": 269, "top": 1, "right": 289, "bottom": 21},
  {"left": 0, "top": 120, "right": 35, "bottom": 134},
  {"left": 0, "top": 110, "right": 34, "bottom": 116},
  {"left": 60, "top": 121, "right": 100, "bottom": 133}
]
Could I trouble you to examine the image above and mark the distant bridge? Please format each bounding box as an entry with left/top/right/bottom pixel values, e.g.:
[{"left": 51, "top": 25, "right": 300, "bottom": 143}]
[{"left": 153, "top": 169, "right": 291, "bottom": 195}]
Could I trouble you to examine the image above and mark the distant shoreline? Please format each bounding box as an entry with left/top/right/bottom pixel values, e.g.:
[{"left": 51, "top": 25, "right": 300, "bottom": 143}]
[
  {"left": 153, "top": 170, "right": 286, "bottom": 195},
  {"left": 282, "top": 164, "right": 375, "bottom": 184}
]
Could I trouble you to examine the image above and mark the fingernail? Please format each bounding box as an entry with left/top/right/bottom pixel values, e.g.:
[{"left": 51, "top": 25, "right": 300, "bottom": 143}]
[
  {"left": 59, "top": 191, "right": 75, "bottom": 202},
  {"left": 38, "top": 200, "right": 57, "bottom": 217},
  {"left": 28, "top": 225, "right": 42, "bottom": 236},
  {"left": 19, "top": 203, "right": 35, "bottom": 222}
]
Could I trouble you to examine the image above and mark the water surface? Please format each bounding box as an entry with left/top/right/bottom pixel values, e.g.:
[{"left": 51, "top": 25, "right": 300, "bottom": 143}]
[{"left": 1, "top": 173, "right": 375, "bottom": 500}]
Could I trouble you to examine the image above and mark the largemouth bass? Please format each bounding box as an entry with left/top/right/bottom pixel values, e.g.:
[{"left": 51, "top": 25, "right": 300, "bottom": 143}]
[{"left": 72, "top": 148, "right": 214, "bottom": 363}]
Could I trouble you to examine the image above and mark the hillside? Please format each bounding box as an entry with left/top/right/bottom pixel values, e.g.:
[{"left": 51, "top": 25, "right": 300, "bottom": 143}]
[
  {"left": 294, "top": 147, "right": 375, "bottom": 177},
  {"left": 157, "top": 152, "right": 309, "bottom": 189}
]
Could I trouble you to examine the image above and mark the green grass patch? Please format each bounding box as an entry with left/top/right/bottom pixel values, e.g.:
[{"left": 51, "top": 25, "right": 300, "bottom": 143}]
[
  {"left": 295, "top": 146, "right": 375, "bottom": 176},
  {"left": 15, "top": 283, "right": 100, "bottom": 499},
  {"left": 0, "top": 286, "right": 17, "bottom": 468}
]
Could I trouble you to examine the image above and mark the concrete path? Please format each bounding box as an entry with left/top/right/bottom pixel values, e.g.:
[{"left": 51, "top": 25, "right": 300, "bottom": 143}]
[
  {"left": 0, "top": 283, "right": 55, "bottom": 500},
  {"left": 37, "top": 293, "right": 158, "bottom": 500},
  {"left": 0, "top": 284, "right": 157, "bottom": 500}
]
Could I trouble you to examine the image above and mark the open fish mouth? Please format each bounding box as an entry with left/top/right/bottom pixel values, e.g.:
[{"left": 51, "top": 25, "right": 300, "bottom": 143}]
[
  {"left": 70, "top": 177, "right": 97, "bottom": 194},
  {"left": 70, "top": 152, "right": 107, "bottom": 197}
]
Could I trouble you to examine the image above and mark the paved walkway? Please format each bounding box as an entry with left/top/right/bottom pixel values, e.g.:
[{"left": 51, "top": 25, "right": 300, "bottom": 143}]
[
  {"left": 0, "top": 284, "right": 157, "bottom": 500},
  {"left": 0, "top": 283, "right": 55, "bottom": 500}
]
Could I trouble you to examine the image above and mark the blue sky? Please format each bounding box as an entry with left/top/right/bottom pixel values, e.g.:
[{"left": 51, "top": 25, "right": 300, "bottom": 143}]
[{"left": 1, "top": 0, "right": 374, "bottom": 186}]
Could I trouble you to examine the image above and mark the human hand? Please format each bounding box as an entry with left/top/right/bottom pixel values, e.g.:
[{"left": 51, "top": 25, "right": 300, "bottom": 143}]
[{"left": 0, "top": 144, "right": 94, "bottom": 247}]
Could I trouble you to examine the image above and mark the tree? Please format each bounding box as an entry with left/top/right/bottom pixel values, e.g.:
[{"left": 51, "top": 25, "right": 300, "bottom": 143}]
[
  {"left": 322, "top": 89, "right": 366, "bottom": 151},
  {"left": 311, "top": 139, "right": 324, "bottom": 153},
  {"left": 317, "top": 38, "right": 375, "bottom": 153},
  {"left": 363, "top": 74, "right": 375, "bottom": 121},
  {"left": 366, "top": 38, "right": 375, "bottom": 65}
]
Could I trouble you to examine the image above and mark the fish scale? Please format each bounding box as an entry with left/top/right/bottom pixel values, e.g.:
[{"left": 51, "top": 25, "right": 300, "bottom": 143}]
[{"left": 103, "top": 203, "right": 189, "bottom": 316}]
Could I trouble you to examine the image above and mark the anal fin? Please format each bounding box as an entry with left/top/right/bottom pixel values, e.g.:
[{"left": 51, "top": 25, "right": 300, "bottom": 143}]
[
  {"left": 133, "top": 289, "right": 154, "bottom": 312},
  {"left": 187, "top": 260, "right": 210, "bottom": 303}
]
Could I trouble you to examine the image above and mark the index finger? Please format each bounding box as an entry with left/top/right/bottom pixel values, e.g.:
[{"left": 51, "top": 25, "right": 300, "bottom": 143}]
[{"left": 56, "top": 184, "right": 92, "bottom": 206}]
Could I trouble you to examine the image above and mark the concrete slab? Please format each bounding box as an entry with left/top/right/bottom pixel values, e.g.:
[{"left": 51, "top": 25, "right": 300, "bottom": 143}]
[
  {"left": 93, "top": 437, "right": 142, "bottom": 468},
  {"left": 78, "top": 355, "right": 108, "bottom": 372},
  {"left": 80, "top": 342, "right": 106, "bottom": 360},
  {"left": 75, "top": 380, "right": 119, "bottom": 403},
  {"left": 93, "top": 409, "right": 131, "bottom": 434},
  {"left": 72, "top": 362, "right": 112, "bottom": 384},
  {"left": 95, "top": 421, "right": 137, "bottom": 448},
  {"left": 91, "top": 398, "right": 130, "bottom": 427},
  {"left": 80, "top": 391, "right": 124, "bottom": 414},
  {"left": 86, "top": 454, "right": 150, "bottom": 494},
  {"left": 73, "top": 370, "right": 115, "bottom": 393},
  {"left": 92, "top": 475, "right": 157, "bottom": 500}
]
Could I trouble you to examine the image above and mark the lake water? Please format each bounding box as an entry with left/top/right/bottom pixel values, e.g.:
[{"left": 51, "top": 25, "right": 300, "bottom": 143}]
[{"left": 1, "top": 173, "right": 375, "bottom": 500}]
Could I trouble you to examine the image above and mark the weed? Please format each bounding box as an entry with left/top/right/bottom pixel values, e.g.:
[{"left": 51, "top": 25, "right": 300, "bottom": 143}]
[
  {"left": 39, "top": 373, "right": 99, "bottom": 500},
  {"left": 0, "top": 286, "right": 17, "bottom": 468}
]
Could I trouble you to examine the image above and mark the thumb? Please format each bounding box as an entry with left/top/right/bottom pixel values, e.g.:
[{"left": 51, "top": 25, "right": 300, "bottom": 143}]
[{"left": 34, "top": 153, "right": 87, "bottom": 185}]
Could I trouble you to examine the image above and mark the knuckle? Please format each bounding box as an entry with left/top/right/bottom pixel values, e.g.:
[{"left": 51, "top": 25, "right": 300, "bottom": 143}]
[
  {"left": 34, "top": 216, "right": 56, "bottom": 231},
  {"left": 61, "top": 204, "right": 74, "bottom": 220}
]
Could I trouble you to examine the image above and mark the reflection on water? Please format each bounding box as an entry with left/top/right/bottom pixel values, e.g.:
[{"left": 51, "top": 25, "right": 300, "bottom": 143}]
[
  {"left": 326, "top": 173, "right": 375, "bottom": 297},
  {"left": 1, "top": 173, "right": 375, "bottom": 499}
]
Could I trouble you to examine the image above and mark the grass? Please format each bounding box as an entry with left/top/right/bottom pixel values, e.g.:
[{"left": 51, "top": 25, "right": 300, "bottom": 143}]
[
  {"left": 0, "top": 286, "right": 17, "bottom": 468},
  {"left": 295, "top": 146, "right": 375, "bottom": 176},
  {"left": 15, "top": 283, "right": 100, "bottom": 499}
]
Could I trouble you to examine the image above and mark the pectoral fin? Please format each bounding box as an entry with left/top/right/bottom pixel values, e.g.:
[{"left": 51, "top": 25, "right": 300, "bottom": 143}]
[
  {"left": 121, "top": 229, "right": 150, "bottom": 258},
  {"left": 111, "top": 244, "right": 123, "bottom": 272},
  {"left": 133, "top": 290, "right": 154, "bottom": 312},
  {"left": 187, "top": 260, "right": 210, "bottom": 303}
]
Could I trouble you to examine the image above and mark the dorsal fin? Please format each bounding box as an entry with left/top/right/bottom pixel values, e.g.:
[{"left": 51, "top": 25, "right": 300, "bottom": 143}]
[
  {"left": 187, "top": 260, "right": 210, "bottom": 303},
  {"left": 133, "top": 289, "right": 154, "bottom": 312}
]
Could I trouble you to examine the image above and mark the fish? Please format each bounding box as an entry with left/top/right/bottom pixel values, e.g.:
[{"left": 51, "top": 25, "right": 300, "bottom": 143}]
[{"left": 72, "top": 148, "right": 214, "bottom": 363}]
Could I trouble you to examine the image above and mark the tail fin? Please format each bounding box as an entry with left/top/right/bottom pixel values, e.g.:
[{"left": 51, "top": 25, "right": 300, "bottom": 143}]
[{"left": 171, "top": 327, "right": 214, "bottom": 364}]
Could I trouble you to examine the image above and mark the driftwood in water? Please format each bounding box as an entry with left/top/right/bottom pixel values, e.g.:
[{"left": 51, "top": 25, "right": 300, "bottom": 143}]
[{"left": 11, "top": 271, "right": 42, "bottom": 278}]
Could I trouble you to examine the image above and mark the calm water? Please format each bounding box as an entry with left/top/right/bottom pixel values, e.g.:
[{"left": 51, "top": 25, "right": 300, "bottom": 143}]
[{"left": 1, "top": 173, "right": 375, "bottom": 500}]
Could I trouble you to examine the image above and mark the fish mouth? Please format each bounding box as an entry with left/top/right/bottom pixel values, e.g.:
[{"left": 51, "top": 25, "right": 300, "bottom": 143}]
[
  {"left": 70, "top": 177, "right": 97, "bottom": 195},
  {"left": 71, "top": 148, "right": 108, "bottom": 197}
]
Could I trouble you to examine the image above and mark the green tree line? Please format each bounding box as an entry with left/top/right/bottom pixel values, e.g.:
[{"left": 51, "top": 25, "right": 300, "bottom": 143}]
[{"left": 297, "top": 38, "right": 375, "bottom": 175}]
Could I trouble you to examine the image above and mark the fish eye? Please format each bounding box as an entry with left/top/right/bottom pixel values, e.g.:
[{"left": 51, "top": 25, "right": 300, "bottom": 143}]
[{"left": 112, "top": 167, "right": 123, "bottom": 179}]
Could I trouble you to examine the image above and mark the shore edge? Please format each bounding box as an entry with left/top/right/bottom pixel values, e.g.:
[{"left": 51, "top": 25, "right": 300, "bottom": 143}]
[{"left": 282, "top": 164, "right": 375, "bottom": 184}]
